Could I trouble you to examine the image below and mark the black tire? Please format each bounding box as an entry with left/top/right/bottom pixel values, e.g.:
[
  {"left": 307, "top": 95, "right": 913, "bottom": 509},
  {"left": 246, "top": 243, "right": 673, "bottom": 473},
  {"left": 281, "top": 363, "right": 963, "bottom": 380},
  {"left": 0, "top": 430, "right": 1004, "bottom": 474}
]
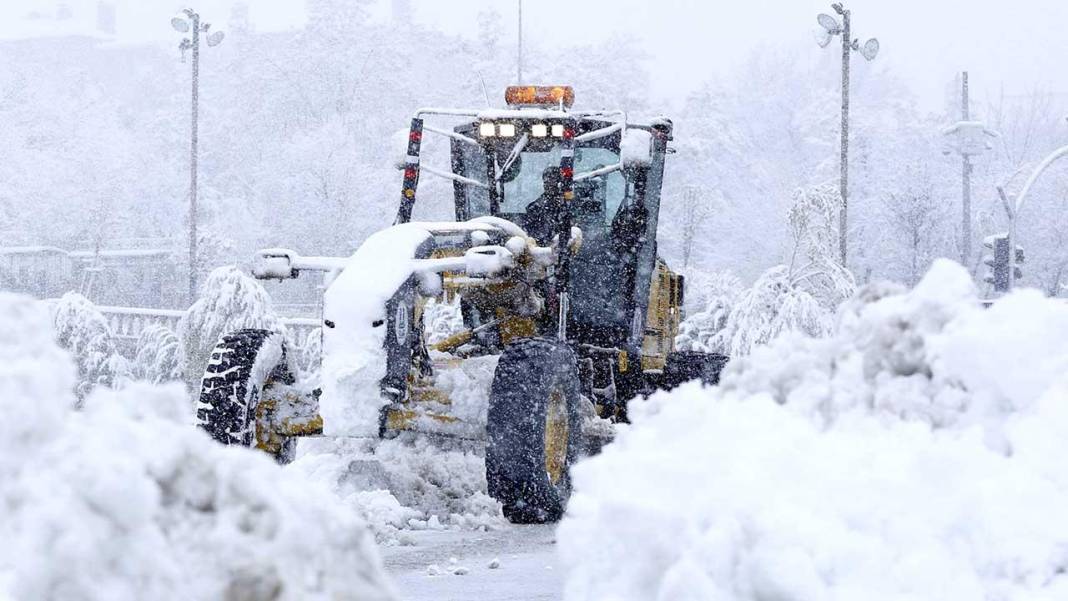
[
  {"left": 486, "top": 338, "right": 585, "bottom": 524},
  {"left": 661, "top": 351, "right": 729, "bottom": 391},
  {"left": 195, "top": 329, "right": 296, "bottom": 463}
]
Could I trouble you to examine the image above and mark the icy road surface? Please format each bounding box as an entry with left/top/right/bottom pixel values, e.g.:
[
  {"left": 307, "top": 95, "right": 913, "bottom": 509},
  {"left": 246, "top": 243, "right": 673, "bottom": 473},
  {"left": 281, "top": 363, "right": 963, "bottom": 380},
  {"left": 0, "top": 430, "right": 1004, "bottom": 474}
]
[{"left": 381, "top": 524, "right": 562, "bottom": 600}]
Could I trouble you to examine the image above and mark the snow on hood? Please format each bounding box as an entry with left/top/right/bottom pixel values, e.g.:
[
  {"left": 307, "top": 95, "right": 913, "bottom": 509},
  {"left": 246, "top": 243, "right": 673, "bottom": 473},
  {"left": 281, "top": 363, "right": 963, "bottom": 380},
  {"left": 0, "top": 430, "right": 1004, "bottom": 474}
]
[
  {"left": 0, "top": 293, "right": 396, "bottom": 601},
  {"left": 559, "top": 260, "right": 1068, "bottom": 600}
]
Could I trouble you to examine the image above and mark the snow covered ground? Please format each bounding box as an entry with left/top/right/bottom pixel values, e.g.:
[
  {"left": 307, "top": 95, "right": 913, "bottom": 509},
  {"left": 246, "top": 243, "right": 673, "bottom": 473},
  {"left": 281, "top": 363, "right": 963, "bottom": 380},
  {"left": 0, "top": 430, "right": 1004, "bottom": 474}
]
[{"left": 382, "top": 525, "right": 562, "bottom": 601}]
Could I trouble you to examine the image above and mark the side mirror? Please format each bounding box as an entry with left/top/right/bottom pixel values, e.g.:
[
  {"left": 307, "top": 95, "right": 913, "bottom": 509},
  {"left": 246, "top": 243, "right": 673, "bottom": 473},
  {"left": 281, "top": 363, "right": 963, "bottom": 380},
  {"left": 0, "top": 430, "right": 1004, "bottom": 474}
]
[{"left": 252, "top": 248, "right": 299, "bottom": 280}]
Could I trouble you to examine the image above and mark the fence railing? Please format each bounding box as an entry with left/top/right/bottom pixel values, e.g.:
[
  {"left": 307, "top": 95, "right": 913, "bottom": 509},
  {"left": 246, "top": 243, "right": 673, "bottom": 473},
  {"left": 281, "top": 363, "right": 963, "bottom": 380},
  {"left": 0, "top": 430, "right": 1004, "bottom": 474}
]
[{"left": 93, "top": 305, "right": 320, "bottom": 354}]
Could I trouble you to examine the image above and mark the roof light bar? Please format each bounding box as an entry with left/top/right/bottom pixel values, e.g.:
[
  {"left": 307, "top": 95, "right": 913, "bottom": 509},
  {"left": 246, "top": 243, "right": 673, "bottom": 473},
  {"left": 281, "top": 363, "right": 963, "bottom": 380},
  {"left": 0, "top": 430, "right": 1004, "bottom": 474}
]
[{"left": 505, "top": 85, "right": 575, "bottom": 108}]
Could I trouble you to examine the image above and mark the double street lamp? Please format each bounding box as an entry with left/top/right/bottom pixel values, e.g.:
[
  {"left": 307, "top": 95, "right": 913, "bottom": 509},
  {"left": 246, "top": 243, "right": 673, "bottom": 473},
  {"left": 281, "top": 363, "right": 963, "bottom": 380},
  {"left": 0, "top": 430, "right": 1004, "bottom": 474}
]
[
  {"left": 815, "top": 3, "right": 879, "bottom": 268},
  {"left": 171, "top": 9, "right": 224, "bottom": 303}
]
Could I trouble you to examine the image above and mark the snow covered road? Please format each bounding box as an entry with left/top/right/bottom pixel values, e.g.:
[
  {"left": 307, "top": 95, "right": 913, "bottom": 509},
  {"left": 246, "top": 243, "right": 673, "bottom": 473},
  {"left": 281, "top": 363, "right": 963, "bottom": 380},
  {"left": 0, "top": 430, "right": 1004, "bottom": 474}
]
[{"left": 381, "top": 525, "right": 562, "bottom": 600}]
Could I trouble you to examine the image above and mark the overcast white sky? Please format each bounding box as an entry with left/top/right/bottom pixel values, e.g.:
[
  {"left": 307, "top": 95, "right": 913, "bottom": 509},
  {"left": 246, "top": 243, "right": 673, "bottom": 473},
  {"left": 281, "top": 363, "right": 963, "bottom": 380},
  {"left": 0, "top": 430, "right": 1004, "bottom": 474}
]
[{"left": 8, "top": 0, "right": 1068, "bottom": 113}]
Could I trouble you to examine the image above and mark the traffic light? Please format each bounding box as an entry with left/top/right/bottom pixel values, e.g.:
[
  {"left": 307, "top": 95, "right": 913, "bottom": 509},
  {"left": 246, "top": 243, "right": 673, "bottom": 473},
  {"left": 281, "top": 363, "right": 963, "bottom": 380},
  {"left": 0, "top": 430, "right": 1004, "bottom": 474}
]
[{"left": 982, "top": 234, "right": 1024, "bottom": 292}]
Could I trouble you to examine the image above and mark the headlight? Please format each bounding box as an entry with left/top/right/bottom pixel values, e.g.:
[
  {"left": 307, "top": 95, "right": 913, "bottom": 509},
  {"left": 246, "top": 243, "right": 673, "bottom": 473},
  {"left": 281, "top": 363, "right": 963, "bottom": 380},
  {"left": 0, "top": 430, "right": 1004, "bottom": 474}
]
[
  {"left": 479, "top": 122, "right": 496, "bottom": 137},
  {"left": 531, "top": 123, "right": 548, "bottom": 137},
  {"left": 498, "top": 123, "right": 516, "bottom": 137},
  {"left": 551, "top": 124, "right": 565, "bottom": 137}
]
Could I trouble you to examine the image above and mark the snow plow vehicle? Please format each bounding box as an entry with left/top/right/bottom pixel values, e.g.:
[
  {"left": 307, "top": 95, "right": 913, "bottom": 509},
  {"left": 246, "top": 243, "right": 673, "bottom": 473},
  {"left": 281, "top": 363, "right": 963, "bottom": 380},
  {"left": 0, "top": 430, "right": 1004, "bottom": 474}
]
[{"left": 196, "top": 86, "right": 727, "bottom": 523}]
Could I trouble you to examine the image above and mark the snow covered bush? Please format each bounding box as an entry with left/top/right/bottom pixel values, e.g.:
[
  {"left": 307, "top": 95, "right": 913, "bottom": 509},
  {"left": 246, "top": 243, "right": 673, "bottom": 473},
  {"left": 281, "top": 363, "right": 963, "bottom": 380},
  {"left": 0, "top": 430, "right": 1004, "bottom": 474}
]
[
  {"left": 0, "top": 293, "right": 396, "bottom": 601},
  {"left": 560, "top": 260, "right": 1068, "bottom": 600},
  {"left": 178, "top": 265, "right": 282, "bottom": 389},
  {"left": 132, "top": 324, "right": 182, "bottom": 383},
  {"left": 49, "top": 292, "right": 129, "bottom": 401},
  {"left": 674, "top": 271, "right": 741, "bottom": 355}
]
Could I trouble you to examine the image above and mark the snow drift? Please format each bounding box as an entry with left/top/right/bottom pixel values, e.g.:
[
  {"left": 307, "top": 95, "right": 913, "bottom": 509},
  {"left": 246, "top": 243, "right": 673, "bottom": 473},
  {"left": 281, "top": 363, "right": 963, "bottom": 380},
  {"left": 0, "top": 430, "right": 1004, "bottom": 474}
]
[
  {"left": 0, "top": 293, "right": 396, "bottom": 601},
  {"left": 560, "top": 260, "right": 1068, "bottom": 600}
]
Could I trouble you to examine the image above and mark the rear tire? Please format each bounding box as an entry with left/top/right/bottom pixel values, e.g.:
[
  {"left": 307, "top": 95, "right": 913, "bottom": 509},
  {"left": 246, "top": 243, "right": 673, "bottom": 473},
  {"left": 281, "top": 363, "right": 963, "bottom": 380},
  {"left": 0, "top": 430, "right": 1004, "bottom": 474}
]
[
  {"left": 195, "top": 329, "right": 296, "bottom": 463},
  {"left": 486, "top": 338, "right": 584, "bottom": 524}
]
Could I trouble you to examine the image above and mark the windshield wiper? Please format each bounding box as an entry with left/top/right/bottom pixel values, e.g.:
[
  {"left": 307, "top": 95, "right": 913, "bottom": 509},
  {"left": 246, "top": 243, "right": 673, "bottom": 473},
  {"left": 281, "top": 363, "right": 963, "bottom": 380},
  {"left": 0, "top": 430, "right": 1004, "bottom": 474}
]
[{"left": 496, "top": 133, "right": 529, "bottom": 181}]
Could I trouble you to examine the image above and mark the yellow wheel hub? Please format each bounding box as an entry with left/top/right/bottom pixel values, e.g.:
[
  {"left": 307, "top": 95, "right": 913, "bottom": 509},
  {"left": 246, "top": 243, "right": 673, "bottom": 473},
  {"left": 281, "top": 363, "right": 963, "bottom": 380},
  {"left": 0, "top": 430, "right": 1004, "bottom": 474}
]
[{"left": 544, "top": 389, "right": 569, "bottom": 485}]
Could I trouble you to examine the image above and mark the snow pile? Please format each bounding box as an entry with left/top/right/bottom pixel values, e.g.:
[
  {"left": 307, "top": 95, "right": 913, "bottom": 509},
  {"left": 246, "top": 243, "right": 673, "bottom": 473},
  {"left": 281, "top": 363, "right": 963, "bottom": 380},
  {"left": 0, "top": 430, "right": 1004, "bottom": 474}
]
[
  {"left": 0, "top": 293, "right": 396, "bottom": 601},
  {"left": 422, "top": 297, "right": 464, "bottom": 346},
  {"left": 49, "top": 292, "right": 129, "bottom": 400},
  {"left": 560, "top": 260, "right": 1068, "bottom": 600},
  {"left": 293, "top": 435, "right": 504, "bottom": 544},
  {"left": 429, "top": 353, "right": 500, "bottom": 429}
]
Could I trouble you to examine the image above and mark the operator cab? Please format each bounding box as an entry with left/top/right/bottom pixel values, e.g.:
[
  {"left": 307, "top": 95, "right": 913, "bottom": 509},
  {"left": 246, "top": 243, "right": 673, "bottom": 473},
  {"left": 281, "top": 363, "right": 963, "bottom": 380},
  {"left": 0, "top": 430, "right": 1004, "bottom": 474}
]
[{"left": 394, "top": 86, "right": 672, "bottom": 351}]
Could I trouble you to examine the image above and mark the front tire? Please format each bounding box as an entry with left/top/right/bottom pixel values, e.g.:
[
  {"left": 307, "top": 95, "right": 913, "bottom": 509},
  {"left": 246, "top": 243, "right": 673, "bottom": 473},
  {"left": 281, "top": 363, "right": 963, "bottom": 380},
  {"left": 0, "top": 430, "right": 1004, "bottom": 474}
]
[
  {"left": 195, "top": 329, "right": 297, "bottom": 463},
  {"left": 486, "top": 338, "right": 585, "bottom": 524}
]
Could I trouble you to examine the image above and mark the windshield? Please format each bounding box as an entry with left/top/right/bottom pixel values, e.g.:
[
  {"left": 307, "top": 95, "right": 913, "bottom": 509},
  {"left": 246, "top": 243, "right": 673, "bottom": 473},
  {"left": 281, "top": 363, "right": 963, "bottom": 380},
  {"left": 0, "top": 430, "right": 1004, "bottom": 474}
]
[{"left": 461, "top": 143, "right": 627, "bottom": 227}]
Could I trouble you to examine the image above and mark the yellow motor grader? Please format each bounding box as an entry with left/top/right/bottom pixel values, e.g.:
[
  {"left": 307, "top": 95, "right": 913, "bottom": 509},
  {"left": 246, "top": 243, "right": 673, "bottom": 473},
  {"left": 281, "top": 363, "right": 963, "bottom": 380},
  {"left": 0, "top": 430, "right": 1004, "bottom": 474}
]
[{"left": 195, "top": 86, "right": 727, "bottom": 523}]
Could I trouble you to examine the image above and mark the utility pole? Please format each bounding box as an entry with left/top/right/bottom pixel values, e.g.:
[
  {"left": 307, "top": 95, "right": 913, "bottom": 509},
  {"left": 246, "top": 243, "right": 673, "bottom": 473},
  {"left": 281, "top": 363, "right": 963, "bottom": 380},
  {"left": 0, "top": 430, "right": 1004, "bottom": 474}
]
[
  {"left": 961, "top": 72, "right": 972, "bottom": 266},
  {"left": 517, "top": 0, "right": 523, "bottom": 84},
  {"left": 173, "top": 9, "right": 224, "bottom": 304},
  {"left": 941, "top": 73, "right": 997, "bottom": 273},
  {"left": 816, "top": 4, "right": 878, "bottom": 268},
  {"left": 836, "top": 3, "right": 850, "bottom": 268}
]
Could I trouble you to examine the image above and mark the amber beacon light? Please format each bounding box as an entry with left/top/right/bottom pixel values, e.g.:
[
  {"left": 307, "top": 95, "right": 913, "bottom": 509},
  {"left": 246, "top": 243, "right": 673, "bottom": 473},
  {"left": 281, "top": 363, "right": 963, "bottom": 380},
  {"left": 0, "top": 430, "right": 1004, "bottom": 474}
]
[{"left": 504, "top": 85, "right": 575, "bottom": 108}]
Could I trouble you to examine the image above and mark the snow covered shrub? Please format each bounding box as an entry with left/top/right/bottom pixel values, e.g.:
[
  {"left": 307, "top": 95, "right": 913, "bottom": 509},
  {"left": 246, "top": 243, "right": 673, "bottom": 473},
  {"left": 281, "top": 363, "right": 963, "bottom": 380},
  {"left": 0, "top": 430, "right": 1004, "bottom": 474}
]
[
  {"left": 674, "top": 271, "right": 741, "bottom": 354},
  {"left": 178, "top": 265, "right": 282, "bottom": 389},
  {"left": 49, "top": 292, "right": 129, "bottom": 400},
  {"left": 132, "top": 324, "right": 182, "bottom": 383},
  {"left": 716, "top": 265, "right": 836, "bottom": 355},
  {"left": 560, "top": 260, "right": 1068, "bottom": 600},
  {"left": 0, "top": 293, "right": 396, "bottom": 601}
]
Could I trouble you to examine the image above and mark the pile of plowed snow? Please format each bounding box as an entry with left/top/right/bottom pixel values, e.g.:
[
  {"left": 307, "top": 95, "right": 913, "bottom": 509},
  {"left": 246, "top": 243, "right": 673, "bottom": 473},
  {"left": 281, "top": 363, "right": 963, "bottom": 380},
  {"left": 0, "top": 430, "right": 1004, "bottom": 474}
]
[
  {"left": 292, "top": 435, "right": 505, "bottom": 544},
  {"left": 560, "top": 260, "right": 1068, "bottom": 601},
  {"left": 0, "top": 294, "right": 395, "bottom": 601}
]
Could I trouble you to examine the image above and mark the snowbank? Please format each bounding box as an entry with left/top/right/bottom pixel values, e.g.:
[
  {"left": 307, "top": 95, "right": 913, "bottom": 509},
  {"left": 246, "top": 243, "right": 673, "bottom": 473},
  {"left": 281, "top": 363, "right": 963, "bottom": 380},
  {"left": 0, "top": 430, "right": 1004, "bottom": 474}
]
[
  {"left": 0, "top": 293, "right": 396, "bottom": 601},
  {"left": 292, "top": 435, "right": 504, "bottom": 544},
  {"left": 560, "top": 260, "right": 1068, "bottom": 600}
]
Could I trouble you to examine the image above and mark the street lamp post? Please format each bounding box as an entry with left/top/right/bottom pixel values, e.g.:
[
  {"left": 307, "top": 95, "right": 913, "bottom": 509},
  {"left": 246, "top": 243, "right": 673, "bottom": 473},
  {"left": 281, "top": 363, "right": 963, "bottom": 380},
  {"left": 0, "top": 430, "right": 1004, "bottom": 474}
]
[
  {"left": 815, "top": 4, "right": 879, "bottom": 268},
  {"left": 997, "top": 144, "right": 1068, "bottom": 290},
  {"left": 172, "top": 9, "right": 224, "bottom": 303}
]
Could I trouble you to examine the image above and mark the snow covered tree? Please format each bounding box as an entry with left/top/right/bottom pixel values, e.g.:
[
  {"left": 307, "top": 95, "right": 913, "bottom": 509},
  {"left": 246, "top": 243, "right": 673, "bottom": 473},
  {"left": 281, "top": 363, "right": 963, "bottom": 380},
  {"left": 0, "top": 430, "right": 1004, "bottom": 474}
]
[
  {"left": 786, "top": 183, "right": 856, "bottom": 308},
  {"left": 878, "top": 171, "right": 953, "bottom": 286},
  {"left": 50, "top": 292, "right": 129, "bottom": 402},
  {"left": 132, "top": 324, "right": 182, "bottom": 384},
  {"left": 708, "top": 184, "right": 856, "bottom": 356},
  {"left": 178, "top": 266, "right": 282, "bottom": 389}
]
